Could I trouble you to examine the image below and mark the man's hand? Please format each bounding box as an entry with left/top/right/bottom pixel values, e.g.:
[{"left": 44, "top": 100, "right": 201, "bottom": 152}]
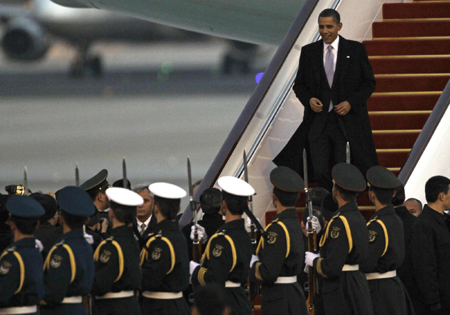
[
  {"left": 307, "top": 216, "right": 322, "bottom": 234},
  {"left": 309, "top": 98, "right": 323, "bottom": 113},
  {"left": 189, "top": 260, "right": 200, "bottom": 276},
  {"left": 334, "top": 101, "right": 351, "bottom": 116}
]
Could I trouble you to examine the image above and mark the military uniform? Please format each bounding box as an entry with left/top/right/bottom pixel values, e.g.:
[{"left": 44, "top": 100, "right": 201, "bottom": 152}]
[
  {"left": 140, "top": 220, "right": 190, "bottom": 315},
  {"left": 182, "top": 212, "right": 224, "bottom": 261},
  {"left": 314, "top": 201, "right": 372, "bottom": 315},
  {"left": 41, "top": 186, "right": 96, "bottom": 315},
  {"left": 361, "top": 206, "right": 414, "bottom": 314},
  {"left": 410, "top": 205, "right": 450, "bottom": 314},
  {"left": 307, "top": 163, "right": 373, "bottom": 315},
  {"left": 92, "top": 226, "right": 141, "bottom": 315},
  {"left": 192, "top": 219, "right": 252, "bottom": 315},
  {"left": 252, "top": 208, "right": 307, "bottom": 315},
  {"left": 41, "top": 230, "right": 95, "bottom": 315},
  {"left": 0, "top": 195, "right": 45, "bottom": 315}
]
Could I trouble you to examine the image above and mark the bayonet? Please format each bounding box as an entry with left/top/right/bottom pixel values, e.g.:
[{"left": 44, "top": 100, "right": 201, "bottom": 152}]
[
  {"left": 346, "top": 142, "right": 351, "bottom": 164},
  {"left": 23, "top": 166, "right": 28, "bottom": 196},
  {"left": 188, "top": 157, "right": 201, "bottom": 262},
  {"left": 122, "top": 157, "right": 127, "bottom": 188},
  {"left": 75, "top": 163, "right": 80, "bottom": 186}
]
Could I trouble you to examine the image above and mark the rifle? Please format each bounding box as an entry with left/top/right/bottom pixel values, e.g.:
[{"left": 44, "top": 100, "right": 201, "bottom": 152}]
[
  {"left": 243, "top": 150, "right": 260, "bottom": 305},
  {"left": 243, "top": 150, "right": 258, "bottom": 247},
  {"left": 303, "top": 149, "right": 317, "bottom": 315},
  {"left": 188, "top": 157, "right": 202, "bottom": 262}
]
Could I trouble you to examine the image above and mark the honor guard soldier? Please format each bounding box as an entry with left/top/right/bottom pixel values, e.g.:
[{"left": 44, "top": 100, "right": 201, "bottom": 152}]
[
  {"left": 361, "top": 166, "right": 415, "bottom": 314},
  {"left": 80, "top": 169, "right": 111, "bottom": 233},
  {"left": 41, "top": 186, "right": 96, "bottom": 315},
  {"left": 0, "top": 195, "right": 45, "bottom": 315},
  {"left": 92, "top": 187, "right": 143, "bottom": 315},
  {"left": 251, "top": 166, "right": 307, "bottom": 315},
  {"left": 140, "top": 183, "right": 190, "bottom": 315},
  {"left": 305, "top": 163, "right": 373, "bottom": 315},
  {"left": 190, "top": 177, "right": 253, "bottom": 315}
]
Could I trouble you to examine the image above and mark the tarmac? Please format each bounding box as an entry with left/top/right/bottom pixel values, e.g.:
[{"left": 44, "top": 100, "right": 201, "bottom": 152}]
[{"left": 0, "top": 39, "right": 275, "bottom": 208}]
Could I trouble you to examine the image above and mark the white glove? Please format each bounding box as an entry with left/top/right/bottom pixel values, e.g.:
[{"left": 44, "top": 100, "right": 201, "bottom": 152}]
[
  {"left": 307, "top": 216, "right": 322, "bottom": 234},
  {"left": 191, "top": 224, "right": 208, "bottom": 244},
  {"left": 245, "top": 217, "right": 260, "bottom": 233},
  {"left": 250, "top": 254, "right": 259, "bottom": 268},
  {"left": 84, "top": 233, "right": 94, "bottom": 245},
  {"left": 189, "top": 260, "right": 200, "bottom": 276},
  {"left": 305, "top": 251, "right": 320, "bottom": 267},
  {"left": 35, "top": 239, "right": 44, "bottom": 252}
]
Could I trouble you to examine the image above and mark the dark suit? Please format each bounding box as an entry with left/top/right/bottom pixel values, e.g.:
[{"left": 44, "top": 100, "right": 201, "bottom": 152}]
[
  {"left": 409, "top": 205, "right": 450, "bottom": 315},
  {"left": 289, "top": 36, "right": 378, "bottom": 190},
  {"left": 133, "top": 216, "right": 158, "bottom": 248}
]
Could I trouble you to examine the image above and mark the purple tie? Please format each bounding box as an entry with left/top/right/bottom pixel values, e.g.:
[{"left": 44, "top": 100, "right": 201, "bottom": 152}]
[{"left": 325, "top": 45, "right": 335, "bottom": 111}]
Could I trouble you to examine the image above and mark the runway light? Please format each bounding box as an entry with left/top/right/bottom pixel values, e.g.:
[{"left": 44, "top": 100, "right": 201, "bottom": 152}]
[{"left": 255, "top": 72, "right": 264, "bottom": 84}]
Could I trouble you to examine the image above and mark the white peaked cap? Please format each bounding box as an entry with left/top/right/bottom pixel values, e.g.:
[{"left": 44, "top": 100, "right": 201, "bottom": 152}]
[
  {"left": 218, "top": 176, "right": 255, "bottom": 197},
  {"left": 105, "top": 187, "right": 144, "bottom": 206},
  {"left": 149, "top": 182, "right": 187, "bottom": 199}
]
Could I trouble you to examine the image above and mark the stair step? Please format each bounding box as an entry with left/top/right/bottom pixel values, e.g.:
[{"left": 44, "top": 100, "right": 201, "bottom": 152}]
[
  {"left": 377, "top": 149, "right": 410, "bottom": 167},
  {"left": 367, "top": 94, "right": 440, "bottom": 111},
  {"left": 383, "top": 2, "right": 450, "bottom": 19},
  {"left": 364, "top": 38, "right": 450, "bottom": 56},
  {"left": 370, "top": 56, "right": 450, "bottom": 74},
  {"left": 373, "top": 20, "right": 450, "bottom": 38},
  {"left": 373, "top": 131, "right": 420, "bottom": 149},
  {"left": 375, "top": 75, "right": 449, "bottom": 92},
  {"left": 370, "top": 112, "right": 429, "bottom": 130}
]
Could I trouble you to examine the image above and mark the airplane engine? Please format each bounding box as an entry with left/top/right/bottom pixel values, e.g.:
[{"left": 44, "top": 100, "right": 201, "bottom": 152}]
[{"left": 1, "top": 17, "right": 49, "bottom": 61}]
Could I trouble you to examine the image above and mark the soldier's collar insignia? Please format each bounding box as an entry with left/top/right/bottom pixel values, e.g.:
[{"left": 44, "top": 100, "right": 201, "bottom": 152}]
[
  {"left": 213, "top": 245, "right": 223, "bottom": 257},
  {"left": 331, "top": 227, "right": 340, "bottom": 239},
  {"left": 51, "top": 254, "right": 63, "bottom": 268}
]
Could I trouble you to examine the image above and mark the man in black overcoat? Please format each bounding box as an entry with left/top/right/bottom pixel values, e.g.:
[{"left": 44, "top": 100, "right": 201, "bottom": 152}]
[{"left": 276, "top": 8, "right": 378, "bottom": 192}]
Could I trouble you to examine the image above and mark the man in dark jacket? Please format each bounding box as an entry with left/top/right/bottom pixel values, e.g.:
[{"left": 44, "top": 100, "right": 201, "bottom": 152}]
[
  {"left": 281, "top": 8, "right": 377, "bottom": 192},
  {"left": 410, "top": 175, "right": 450, "bottom": 314}
]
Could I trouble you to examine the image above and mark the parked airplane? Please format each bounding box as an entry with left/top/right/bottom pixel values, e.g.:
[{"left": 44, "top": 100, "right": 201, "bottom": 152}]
[{"left": 0, "top": 0, "right": 205, "bottom": 76}]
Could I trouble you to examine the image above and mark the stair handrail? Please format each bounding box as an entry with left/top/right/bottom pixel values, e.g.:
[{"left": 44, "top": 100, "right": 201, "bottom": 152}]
[
  {"left": 178, "top": 0, "right": 321, "bottom": 228},
  {"left": 398, "top": 79, "right": 450, "bottom": 185}
]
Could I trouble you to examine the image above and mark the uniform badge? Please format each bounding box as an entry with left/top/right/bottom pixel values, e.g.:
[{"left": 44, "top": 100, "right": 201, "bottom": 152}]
[
  {"left": 368, "top": 230, "right": 377, "bottom": 242},
  {"left": 213, "top": 245, "right": 223, "bottom": 257},
  {"left": 330, "top": 227, "right": 340, "bottom": 239},
  {"left": 0, "top": 261, "right": 11, "bottom": 275},
  {"left": 50, "top": 255, "right": 63, "bottom": 268},
  {"left": 267, "top": 232, "right": 277, "bottom": 244},
  {"left": 100, "top": 250, "right": 111, "bottom": 263},
  {"left": 152, "top": 248, "right": 162, "bottom": 260}
]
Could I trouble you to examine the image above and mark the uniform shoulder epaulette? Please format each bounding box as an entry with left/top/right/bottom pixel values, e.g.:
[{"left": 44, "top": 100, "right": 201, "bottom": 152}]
[
  {"left": 367, "top": 216, "right": 378, "bottom": 226},
  {"left": 319, "top": 212, "right": 353, "bottom": 253},
  {"left": 54, "top": 240, "right": 65, "bottom": 247}
]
